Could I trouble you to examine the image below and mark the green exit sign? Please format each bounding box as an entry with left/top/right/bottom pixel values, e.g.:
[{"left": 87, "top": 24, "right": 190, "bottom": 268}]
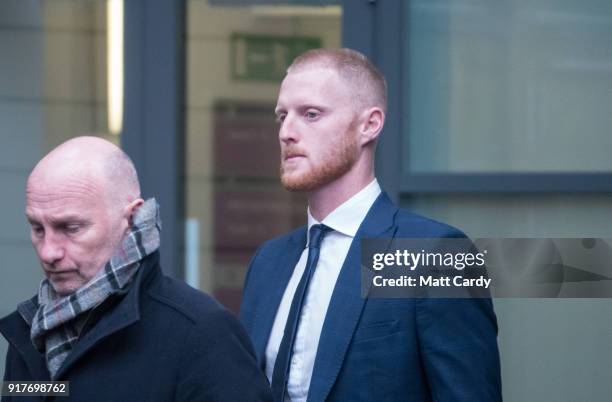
[{"left": 231, "top": 33, "right": 322, "bottom": 82}]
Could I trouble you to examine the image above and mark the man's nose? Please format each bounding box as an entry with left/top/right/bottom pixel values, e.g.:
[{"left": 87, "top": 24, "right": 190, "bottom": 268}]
[
  {"left": 38, "top": 234, "right": 65, "bottom": 265},
  {"left": 279, "top": 114, "right": 299, "bottom": 144}
]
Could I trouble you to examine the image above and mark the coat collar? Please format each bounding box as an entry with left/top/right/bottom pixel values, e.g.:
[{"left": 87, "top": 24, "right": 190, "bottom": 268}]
[
  {"left": 0, "top": 252, "right": 161, "bottom": 380},
  {"left": 0, "top": 307, "right": 50, "bottom": 380}
]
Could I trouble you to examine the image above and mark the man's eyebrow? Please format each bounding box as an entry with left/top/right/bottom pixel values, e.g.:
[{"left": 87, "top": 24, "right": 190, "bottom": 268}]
[
  {"left": 25, "top": 216, "right": 40, "bottom": 225},
  {"left": 275, "top": 104, "right": 326, "bottom": 115},
  {"left": 30, "top": 215, "right": 88, "bottom": 226},
  {"left": 48, "top": 215, "right": 87, "bottom": 224},
  {"left": 299, "top": 104, "right": 326, "bottom": 111}
]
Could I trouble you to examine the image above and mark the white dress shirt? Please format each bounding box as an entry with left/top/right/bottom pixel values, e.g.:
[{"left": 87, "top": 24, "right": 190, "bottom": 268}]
[{"left": 265, "top": 179, "right": 382, "bottom": 402}]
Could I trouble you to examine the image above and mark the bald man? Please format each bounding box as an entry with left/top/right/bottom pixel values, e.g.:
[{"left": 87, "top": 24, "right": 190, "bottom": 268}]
[
  {"left": 0, "top": 137, "right": 272, "bottom": 402},
  {"left": 240, "top": 49, "right": 501, "bottom": 401}
]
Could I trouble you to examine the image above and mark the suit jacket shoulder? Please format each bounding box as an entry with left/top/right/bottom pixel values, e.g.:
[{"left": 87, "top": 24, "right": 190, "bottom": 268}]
[
  {"left": 254, "top": 225, "right": 306, "bottom": 257},
  {"left": 393, "top": 207, "right": 466, "bottom": 238},
  {"left": 242, "top": 225, "right": 306, "bottom": 298}
]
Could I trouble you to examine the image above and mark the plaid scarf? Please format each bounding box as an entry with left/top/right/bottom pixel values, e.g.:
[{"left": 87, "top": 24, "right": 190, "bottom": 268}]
[{"left": 17, "top": 198, "right": 161, "bottom": 379}]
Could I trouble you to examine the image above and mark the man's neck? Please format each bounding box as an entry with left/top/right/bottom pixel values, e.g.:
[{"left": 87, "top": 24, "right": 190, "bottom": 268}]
[{"left": 308, "top": 168, "right": 375, "bottom": 222}]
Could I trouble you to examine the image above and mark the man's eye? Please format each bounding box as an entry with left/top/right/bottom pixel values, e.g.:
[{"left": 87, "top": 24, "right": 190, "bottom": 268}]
[
  {"left": 31, "top": 226, "right": 44, "bottom": 236},
  {"left": 276, "top": 114, "right": 286, "bottom": 123},
  {"left": 305, "top": 111, "right": 319, "bottom": 121},
  {"left": 65, "top": 225, "right": 80, "bottom": 234}
]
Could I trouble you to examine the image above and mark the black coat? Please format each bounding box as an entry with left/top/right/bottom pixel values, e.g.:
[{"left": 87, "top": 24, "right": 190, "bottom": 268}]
[{"left": 0, "top": 252, "right": 272, "bottom": 402}]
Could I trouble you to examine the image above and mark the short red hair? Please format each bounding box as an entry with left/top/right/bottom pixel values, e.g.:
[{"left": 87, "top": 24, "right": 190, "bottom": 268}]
[{"left": 287, "top": 48, "right": 387, "bottom": 113}]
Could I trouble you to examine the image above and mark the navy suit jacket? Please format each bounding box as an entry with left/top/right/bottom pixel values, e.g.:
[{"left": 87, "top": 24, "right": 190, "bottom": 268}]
[{"left": 240, "top": 192, "right": 502, "bottom": 401}]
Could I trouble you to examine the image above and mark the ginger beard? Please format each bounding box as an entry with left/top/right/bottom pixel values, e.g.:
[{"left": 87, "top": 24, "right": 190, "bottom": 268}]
[{"left": 280, "top": 119, "right": 360, "bottom": 192}]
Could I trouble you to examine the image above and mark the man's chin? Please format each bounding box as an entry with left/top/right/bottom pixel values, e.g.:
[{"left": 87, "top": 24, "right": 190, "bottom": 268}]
[
  {"left": 281, "top": 164, "right": 352, "bottom": 192},
  {"left": 281, "top": 173, "right": 320, "bottom": 192},
  {"left": 48, "top": 278, "right": 80, "bottom": 297}
]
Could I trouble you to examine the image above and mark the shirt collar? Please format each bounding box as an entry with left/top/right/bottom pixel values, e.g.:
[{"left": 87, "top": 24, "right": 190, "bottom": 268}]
[{"left": 307, "top": 179, "right": 381, "bottom": 242}]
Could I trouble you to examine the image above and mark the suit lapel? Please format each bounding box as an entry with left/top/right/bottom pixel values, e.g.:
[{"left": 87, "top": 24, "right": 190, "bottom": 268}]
[
  {"left": 251, "top": 227, "right": 307, "bottom": 367},
  {"left": 307, "top": 193, "right": 398, "bottom": 402}
]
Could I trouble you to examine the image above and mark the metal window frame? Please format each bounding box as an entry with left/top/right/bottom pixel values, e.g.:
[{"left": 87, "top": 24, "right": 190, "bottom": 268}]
[
  {"left": 343, "top": 0, "right": 612, "bottom": 200},
  {"left": 122, "top": 0, "right": 187, "bottom": 278},
  {"left": 343, "top": 0, "right": 403, "bottom": 203}
]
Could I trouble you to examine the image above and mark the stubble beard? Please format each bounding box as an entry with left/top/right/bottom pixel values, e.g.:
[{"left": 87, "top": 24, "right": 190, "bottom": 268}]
[{"left": 280, "top": 131, "right": 359, "bottom": 192}]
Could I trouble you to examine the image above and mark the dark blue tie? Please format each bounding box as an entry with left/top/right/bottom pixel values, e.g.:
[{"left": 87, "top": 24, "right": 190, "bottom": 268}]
[{"left": 271, "top": 224, "right": 331, "bottom": 401}]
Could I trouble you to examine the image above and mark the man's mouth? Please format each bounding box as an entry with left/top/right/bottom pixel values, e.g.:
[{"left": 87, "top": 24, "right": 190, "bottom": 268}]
[
  {"left": 45, "top": 268, "right": 78, "bottom": 277},
  {"left": 283, "top": 153, "right": 306, "bottom": 161}
]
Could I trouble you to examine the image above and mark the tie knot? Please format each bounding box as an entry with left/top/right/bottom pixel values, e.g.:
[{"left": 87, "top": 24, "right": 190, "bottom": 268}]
[{"left": 308, "top": 224, "right": 330, "bottom": 249}]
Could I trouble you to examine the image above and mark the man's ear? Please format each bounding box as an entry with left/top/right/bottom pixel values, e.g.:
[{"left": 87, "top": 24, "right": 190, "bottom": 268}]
[
  {"left": 359, "top": 107, "right": 385, "bottom": 146},
  {"left": 124, "top": 198, "right": 144, "bottom": 226}
]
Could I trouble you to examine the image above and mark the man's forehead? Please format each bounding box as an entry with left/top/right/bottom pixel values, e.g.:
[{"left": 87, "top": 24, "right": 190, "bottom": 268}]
[
  {"left": 27, "top": 173, "right": 102, "bottom": 198},
  {"left": 26, "top": 173, "right": 108, "bottom": 216},
  {"left": 277, "top": 67, "right": 351, "bottom": 106},
  {"left": 282, "top": 65, "right": 341, "bottom": 87},
  {"left": 25, "top": 191, "right": 94, "bottom": 222},
  {"left": 26, "top": 209, "right": 88, "bottom": 223},
  {"left": 26, "top": 189, "right": 101, "bottom": 210}
]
